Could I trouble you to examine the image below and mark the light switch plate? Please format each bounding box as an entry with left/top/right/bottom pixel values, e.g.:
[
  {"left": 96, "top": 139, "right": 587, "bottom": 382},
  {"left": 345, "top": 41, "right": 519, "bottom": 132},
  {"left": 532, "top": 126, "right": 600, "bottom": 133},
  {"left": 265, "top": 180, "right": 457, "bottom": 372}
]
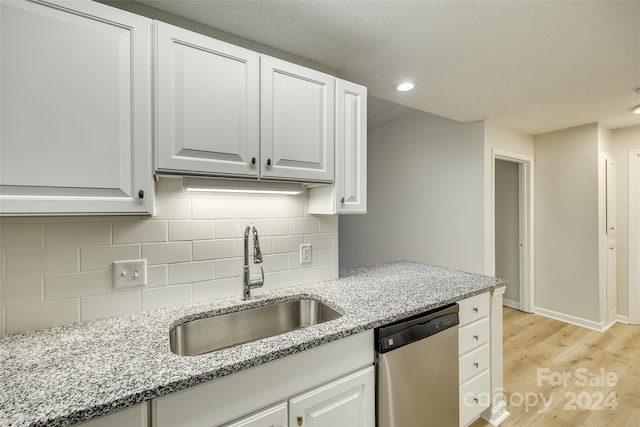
[
  {"left": 300, "top": 244, "right": 312, "bottom": 265},
  {"left": 113, "top": 259, "right": 147, "bottom": 289}
]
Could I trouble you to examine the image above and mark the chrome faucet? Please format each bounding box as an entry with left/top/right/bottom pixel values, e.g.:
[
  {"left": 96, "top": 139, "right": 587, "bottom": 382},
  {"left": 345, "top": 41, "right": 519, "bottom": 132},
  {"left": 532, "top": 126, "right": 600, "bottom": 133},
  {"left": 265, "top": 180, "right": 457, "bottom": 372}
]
[{"left": 243, "top": 223, "right": 264, "bottom": 299}]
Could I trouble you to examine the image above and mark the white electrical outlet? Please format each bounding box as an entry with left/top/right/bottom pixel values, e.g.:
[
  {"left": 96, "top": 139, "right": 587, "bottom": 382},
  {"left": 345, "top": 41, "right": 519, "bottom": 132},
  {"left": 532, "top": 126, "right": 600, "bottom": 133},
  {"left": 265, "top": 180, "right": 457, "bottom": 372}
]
[
  {"left": 113, "top": 259, "right": 147, "bottom": 289},
  {"left": 300, "top": 244, "right": 312, "bottom": 265}
]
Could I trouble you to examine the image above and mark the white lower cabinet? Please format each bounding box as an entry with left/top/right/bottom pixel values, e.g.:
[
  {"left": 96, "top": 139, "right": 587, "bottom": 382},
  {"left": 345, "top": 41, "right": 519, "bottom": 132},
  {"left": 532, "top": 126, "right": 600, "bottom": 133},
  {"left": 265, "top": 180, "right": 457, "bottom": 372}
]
[
  {"left": 77, "top": 403, "right": 148, "bottom": 427},
  {"left": 289, "top": 366, "right": 374, "bottom": 427},
  {"left": 458, "top": 292, "right": 491, "bottom": 427},
  {"left": 222, "top": 402, "right": 287, "bottom": 427},
  {"left": 151, "top": 331, "right": 374, "bottom": 427}
]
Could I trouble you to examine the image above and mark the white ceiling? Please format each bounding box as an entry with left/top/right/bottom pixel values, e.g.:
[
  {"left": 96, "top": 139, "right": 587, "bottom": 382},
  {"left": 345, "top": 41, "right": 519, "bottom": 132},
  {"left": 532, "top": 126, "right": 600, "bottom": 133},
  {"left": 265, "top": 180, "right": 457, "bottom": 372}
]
[{"left": 136, "top": 0, "right": 640, "bottom": 135}]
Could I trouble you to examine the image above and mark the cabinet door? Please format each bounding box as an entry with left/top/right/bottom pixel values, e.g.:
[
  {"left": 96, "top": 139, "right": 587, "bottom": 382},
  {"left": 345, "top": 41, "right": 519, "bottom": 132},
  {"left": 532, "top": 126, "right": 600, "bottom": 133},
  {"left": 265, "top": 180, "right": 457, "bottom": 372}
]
[
  {"left": 289, "top": 366, "right": 374, "bottom": 427},
  {"left": 336, "top": 79, "right": 367, "bottom": 214},
  {"left": 0, "top": 0, "right": 153, "bottom": 215},
  {"left": 260, "top": 56, "right": 334, "bottom": 182},
  {"left": 222, "top": 402, "right": 287, "bottom": 427},
  {"left": 77, "top": 403, "right": 148, "bottom": 427},
  {"left": 155, "top": 22, "right": 259, "bottom": 177}
]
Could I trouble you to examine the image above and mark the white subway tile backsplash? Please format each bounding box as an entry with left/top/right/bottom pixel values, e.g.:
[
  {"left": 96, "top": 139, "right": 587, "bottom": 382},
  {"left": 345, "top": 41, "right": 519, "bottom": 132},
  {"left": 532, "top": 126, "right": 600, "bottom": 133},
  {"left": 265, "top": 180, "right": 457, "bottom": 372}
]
[
  {"left": 2, "top": 277, "right": 43, "bottom": 306},
  {"left": 81, "top": 291, "right": 141, "bottom": 322},
  {"left": 262, "top": 254, "right": 289, "bottom": 273},
  {"left": 142, "top": 284, "right": 192, "bottom": 311},
  {"left": 168, "top": 261, "right": 214, "bottom": 285},
  {"left": 4, "top": 248, "right": 79, "bottom": 278},
  {"left": 113, "top": 220, "right": 167, "bottom": 244},
  {"left": 251, "top": 219, "right": 289, "bottom": 236},
  {"left": 45, "top": 271, "right": 112, "bottom": 301},
  {"left": 5, "top": 299, "right": 79, "bottom": 334},
  {"left": 0, "top": 223, "right": 43, "bottom": 250},
  {"left": 271, "top": 269, "right": 304, "bottom": 290},
  {"left": 270, "top": 195, "right": 305, "bottom": 218},
  {"left": 193, "top": 239, "right": 240, "bottom": 261},
  {"left": 169, "top": 220, "right": 215, "bottom": 241},
  {"left": 146, "top": 265, "right": 168, "bottom": 288},
  {"left": 154, "top": 197, "right": 191, "bottom": 220},
  {"left": 0, "top": 178, "right": 338, "bottom": 336},
  {"left": 289, "top": 217, "right": 318, "bottom": 235},
  {"left": 192, "top": 278, "right": 241, "bottom": 302},
  {"left": 45, "top": 222, "right": 111, "bottom": 248},
  {"left": 214, "top": 220, "right": 248, "bottom": 239},
  {"left": 192, "top": 198, "right": 260, "bottom": 219},
  {"left": 304, "top": 234, "right": 333, "bottom": 250},
  {"left": 271, "top": 235, "right": 303, "bottom": 254},
  {"left": 213, "top": 258, "right": 243, "bottom": 279},
  {"left": 142, "top": 242, "right": 191, "bottom": 265},
  {"left": 81, "top": 245, "right": 140, "bottom": 271}
]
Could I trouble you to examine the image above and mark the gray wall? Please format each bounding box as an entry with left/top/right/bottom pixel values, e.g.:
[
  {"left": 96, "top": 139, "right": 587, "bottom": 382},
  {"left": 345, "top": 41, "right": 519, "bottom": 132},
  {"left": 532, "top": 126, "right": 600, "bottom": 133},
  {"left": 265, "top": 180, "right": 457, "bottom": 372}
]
[
  {"left": 534, "top": 123, "right": 600, "bottom": 322},
  {"left": 339, "top": 110, "right": 485, "bottom": 274}
]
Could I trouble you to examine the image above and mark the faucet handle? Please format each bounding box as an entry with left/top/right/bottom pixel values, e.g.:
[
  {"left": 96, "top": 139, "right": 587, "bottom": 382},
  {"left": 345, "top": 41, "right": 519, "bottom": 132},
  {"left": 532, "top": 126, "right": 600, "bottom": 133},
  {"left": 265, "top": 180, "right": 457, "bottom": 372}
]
[{"left": 249, "top": 266, "right": 265, "bottom": 288}]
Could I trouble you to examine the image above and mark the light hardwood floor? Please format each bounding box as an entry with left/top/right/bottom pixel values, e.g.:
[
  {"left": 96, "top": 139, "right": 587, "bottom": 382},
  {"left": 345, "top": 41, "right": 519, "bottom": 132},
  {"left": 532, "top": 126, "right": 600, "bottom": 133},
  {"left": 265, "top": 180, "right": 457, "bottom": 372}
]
[{"left": 471, "top": 307, "right": 640, "bottom": 427}]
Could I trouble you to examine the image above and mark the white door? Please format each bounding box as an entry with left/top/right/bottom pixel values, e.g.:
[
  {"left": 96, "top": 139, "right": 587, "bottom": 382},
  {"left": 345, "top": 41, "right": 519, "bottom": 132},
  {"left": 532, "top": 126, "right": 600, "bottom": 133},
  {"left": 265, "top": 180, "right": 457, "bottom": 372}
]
[
  {"left": 289, "top": 367, "right": 374, "bottom": 427},
  {"left": 260, "top": 56, "right": 334, "bottom": 182},
  {"left": 0, "top": 0, "right": 153, "bottom": 215},
  {"left": 155, "top": 22, "right": 259, "bottom": 177},
  {"left": 222, "top": 402, "right": 287, "bottom": 427},
  {"left": 336, "top": 79, "right": 367, "bottom": 214}
]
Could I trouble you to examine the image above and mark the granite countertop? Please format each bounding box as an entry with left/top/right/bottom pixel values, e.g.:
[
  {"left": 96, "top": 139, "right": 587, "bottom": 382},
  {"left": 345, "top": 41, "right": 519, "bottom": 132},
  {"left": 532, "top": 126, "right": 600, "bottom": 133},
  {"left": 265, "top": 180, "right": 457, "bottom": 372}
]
[{"left": 0, "top": 261, "right": 505, "bottom": 427}]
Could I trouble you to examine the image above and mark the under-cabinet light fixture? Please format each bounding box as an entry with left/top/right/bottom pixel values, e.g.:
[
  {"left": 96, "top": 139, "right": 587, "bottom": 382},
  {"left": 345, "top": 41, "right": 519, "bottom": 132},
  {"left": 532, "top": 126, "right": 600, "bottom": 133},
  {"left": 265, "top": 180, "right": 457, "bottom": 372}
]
[{"left": 182, "top": 177, "right": 305, "bottom": 195}]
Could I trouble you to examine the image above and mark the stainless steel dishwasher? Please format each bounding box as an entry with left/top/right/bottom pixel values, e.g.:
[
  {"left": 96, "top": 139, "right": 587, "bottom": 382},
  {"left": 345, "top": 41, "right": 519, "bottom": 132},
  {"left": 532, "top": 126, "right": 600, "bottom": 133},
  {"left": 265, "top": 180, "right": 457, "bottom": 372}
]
[{"left": 376, "top": 303, "right": 459, "bottom": 427}]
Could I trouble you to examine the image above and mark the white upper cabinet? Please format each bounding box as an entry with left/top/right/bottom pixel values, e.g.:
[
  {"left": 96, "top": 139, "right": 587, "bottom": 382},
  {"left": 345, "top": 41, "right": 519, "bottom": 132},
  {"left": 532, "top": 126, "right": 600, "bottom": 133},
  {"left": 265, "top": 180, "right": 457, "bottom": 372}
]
[
  {"left": 0, "top": 0, "right": 153, "bottom": 215},
  {"left": 309, "top": 79, "right": 367, "bottom": 215},
  {"left": 260, "top": 56, "right": 335, "bottom": 182},
  {"left": 155, "top": 22, "right": 260, "bottom": 177}
]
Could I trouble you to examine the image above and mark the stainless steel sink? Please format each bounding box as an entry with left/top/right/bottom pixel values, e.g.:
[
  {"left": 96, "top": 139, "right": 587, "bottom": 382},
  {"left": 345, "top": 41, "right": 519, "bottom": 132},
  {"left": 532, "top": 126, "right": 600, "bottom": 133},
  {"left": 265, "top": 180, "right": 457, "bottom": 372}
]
[{"left": 169, "top": 298, "right": 343, "bottom": 356}]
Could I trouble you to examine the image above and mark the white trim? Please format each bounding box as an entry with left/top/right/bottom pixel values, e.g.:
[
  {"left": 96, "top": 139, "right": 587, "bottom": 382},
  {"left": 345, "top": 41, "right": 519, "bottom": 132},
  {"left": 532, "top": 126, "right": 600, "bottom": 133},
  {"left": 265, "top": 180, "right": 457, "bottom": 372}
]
[
  {"left": 534, "top": 306, "right": 609, "bottom": 332},
  {"left": 629, "top": 149, "right": 640, "bottom": 325},
  {"left": 615, "top": 314, "right": 630, "bottom": 324},
  {"left": 481, "top": 400, "right": 510, "bottom": 427},
  {"left": 502, "top": 298, "right": 520, "bottom": 311},
  {"left": 491, "top": 149, "right": 534, "bottom": 313}
]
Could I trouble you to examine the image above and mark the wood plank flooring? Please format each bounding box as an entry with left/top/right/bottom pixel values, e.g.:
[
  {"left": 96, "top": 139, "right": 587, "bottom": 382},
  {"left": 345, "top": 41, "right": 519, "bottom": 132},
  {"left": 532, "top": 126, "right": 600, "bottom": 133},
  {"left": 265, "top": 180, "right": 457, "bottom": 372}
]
[{"left": 470, "top": 307, "right": 640, "bottom": 426}]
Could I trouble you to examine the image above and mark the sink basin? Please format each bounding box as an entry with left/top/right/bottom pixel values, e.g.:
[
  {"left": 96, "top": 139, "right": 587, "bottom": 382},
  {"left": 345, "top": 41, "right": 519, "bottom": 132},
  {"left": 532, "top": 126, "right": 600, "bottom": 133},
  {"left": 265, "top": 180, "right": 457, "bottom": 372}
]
[{"left": 169, "top": 298, "right": 343, "bottom": 356}]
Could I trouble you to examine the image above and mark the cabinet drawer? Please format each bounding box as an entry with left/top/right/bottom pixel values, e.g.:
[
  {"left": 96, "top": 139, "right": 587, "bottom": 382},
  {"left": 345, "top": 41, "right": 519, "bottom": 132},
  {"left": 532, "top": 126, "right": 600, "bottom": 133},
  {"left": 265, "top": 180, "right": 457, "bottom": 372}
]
[
  {"left": 459, "top": 317, "right": 489, "bottom": 355},
  {"left": 458, "top": 292, "right": 490, "bottom": 326},
  {"left": 459, "top": 370, "right": 490, "bottom": 426},
  {"left": 459, "top": 344, "right": 490, "bottom": 384}
]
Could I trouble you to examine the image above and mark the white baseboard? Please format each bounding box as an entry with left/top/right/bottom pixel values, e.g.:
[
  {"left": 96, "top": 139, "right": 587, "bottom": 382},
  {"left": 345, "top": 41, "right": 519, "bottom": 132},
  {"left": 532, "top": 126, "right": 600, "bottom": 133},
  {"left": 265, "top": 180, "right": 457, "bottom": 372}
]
[
  {"left": 615, "top": 314, "right": 629, "bottom": 324},
  {"left": 502, "top": 298, "right": 520, "bottom": 310},
  {"left": 533, "top": 306, "right": 607, "bottom": 332}
]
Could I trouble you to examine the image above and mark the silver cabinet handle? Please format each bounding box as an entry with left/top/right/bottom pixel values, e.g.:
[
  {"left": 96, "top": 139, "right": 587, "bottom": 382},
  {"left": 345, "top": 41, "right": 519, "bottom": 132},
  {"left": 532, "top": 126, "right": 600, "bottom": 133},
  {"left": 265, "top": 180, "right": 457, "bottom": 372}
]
[
  {"left": 267, "top": 158, "right": 272, "bottom": 166},
  {"left": 138, "top": 190, "right": 144, "bottom": 199}
]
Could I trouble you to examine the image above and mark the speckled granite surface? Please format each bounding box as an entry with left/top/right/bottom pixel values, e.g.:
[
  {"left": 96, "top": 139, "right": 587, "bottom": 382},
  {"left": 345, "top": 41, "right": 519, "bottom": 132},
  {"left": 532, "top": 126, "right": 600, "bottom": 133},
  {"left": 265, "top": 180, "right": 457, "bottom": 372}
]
[{"left": 0, "top": 261, "right": 505, "bottom": 427}]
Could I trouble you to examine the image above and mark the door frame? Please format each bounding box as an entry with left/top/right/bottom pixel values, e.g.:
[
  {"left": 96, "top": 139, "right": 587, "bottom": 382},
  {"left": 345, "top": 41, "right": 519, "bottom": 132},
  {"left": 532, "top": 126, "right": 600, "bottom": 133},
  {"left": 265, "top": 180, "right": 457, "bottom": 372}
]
[
  {"left": 629, "top": 149, "right": 640, "bottom": 324},
  {"left": 491, "top": 149, "right": 534, "bottom": 313}
]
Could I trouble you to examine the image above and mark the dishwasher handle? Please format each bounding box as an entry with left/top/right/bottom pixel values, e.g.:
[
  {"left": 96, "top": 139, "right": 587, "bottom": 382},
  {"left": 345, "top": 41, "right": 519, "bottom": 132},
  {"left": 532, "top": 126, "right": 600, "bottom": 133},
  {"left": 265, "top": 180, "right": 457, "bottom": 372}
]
[{"left": 377, "top": 312, "right": 459, "bottom": 354}]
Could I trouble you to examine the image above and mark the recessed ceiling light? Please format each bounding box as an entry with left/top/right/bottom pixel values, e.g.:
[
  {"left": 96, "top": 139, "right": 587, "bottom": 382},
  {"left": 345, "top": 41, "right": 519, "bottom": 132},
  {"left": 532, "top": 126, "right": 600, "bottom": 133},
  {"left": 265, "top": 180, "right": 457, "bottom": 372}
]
[
  {"left": 634, "top": 105, "right": 640, "bottom": 114},
  {"left": 394, "top": 81, "right": 416, "bottom": 92}
]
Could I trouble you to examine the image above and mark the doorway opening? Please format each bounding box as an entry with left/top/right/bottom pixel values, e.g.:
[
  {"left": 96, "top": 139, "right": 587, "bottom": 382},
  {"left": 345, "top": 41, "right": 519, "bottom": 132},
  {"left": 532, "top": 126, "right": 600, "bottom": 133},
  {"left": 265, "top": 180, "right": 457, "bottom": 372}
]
[{"left": 492, "top": 149, "right": 534, "bottom": 313}]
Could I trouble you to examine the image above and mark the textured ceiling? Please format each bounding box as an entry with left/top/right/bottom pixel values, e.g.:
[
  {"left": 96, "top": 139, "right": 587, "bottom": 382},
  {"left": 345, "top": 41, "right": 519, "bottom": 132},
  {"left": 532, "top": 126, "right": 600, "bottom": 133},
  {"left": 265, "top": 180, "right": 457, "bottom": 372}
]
[{"left": 135, "top": 0, "right": 640, "bottom": 135}]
